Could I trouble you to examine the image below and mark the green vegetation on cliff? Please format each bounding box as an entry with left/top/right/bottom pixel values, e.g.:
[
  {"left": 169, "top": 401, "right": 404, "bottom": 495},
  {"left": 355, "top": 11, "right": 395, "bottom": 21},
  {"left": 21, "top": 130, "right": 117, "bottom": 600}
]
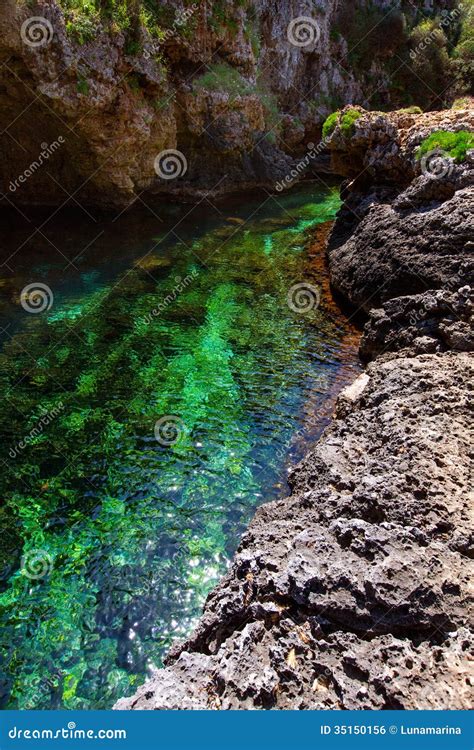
[
  {"left": 417, "top": 130, "right": 474, "bottom": 162},
  {"left": 322, "top": 112, "right": 339, "bottom": 139},
  {"left": 322, "top": 109, "right": 362, "bottom": 140},
  {"left": 450, "top": 0, "right": 474, "bottom": 96},
  {"left": 193, "top": 63, "right": 252, "bottom": 97},
  {"left": 334, "top": 0, "right": 473, "bottom": 110},
  {"left": 43, "top": 1, "right": 474, "bottom": 114},
  {"left": 55, "top": 0, "right": 198, "bottom": 44}
]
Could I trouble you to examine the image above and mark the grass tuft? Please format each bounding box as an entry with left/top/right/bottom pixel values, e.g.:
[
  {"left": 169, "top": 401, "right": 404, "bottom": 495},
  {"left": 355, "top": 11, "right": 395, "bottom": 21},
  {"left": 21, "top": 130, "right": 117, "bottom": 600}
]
[
  {"left": 322, "top": 108, "right": 362, "bottom": 139},
  {"left": 322, "top": 111, "right": 339, "bottom": 139},
  {"left": 416, "top": 130, "right": 474, "bottom": 162}
]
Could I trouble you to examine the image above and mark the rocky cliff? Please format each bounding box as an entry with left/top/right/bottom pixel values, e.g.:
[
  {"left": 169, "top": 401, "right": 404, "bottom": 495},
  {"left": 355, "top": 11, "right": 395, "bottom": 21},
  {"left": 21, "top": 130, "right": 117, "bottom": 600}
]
[
  {"left": 114, "top": 108, "right": 473, "bottom": 710},
  {"left": 1, "top": 0, "right": 468, "bottom": 207},
  {"left": 326, "top": 107, "right": 474, "bottom": 310}
]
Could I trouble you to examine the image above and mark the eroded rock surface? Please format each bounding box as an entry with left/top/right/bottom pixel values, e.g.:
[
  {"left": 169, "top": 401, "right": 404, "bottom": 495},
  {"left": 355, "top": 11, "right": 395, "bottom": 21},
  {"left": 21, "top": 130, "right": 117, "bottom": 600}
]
[
  {"left": 326, "top": 108, "right": 474, "bottom": 311},
  {"left": 115, "top": 106, "right": 473, "bottom": 711},
  {"left": 360, "top": 287, "right": 474, "bottom": 360},
  {"left": 1, "top": 0, "right": 458, "bottom": 208},
  {"left": 115, "top": 351, "right": 473, "bottom": 709},
  {"left": 116, "top": 103, "right": 474, "bottom": 709}
]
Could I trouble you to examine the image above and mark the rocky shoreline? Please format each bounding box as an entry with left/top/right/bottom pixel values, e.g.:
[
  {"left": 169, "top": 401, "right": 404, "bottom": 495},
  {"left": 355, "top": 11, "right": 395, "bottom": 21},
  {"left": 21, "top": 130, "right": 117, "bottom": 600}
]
[{"left": 115, "top": 108, "right": 473, "bottom": 710}]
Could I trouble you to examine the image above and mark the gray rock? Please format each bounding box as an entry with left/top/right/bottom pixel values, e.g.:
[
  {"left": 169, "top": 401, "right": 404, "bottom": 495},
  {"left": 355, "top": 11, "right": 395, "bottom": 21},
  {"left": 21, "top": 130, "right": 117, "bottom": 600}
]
[
  {"left": 115, "top": 352, "right": 473, "bottom": 710},
  {"left": 115, "top": 106, "right": 474, "bottom": 712},
  {"left": 327, "top": 187, "right": 474, "bottom": 312},
  {"left": 360, "top": 287, "right": 474, "bottom": 360}
]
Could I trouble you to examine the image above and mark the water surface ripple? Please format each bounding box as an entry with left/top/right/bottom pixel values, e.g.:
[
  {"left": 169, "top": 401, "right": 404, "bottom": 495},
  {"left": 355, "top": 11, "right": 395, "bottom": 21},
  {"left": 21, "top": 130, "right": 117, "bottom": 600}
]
[{"left": 0, "top": 185, "right": 360, "bottom": 708}]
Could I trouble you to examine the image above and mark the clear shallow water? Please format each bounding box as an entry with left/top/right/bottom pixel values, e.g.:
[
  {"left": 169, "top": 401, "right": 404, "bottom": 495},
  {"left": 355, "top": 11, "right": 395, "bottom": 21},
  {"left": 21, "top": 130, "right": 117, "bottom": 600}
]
[{"left": 0, "top": 184, "right": 360, "bottom": 709}]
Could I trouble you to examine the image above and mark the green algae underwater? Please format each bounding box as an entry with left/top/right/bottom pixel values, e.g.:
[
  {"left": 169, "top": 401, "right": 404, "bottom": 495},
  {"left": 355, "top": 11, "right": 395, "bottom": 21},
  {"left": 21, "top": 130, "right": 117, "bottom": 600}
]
[{"left": 0, "top": 184, "right": 360, "bottom": 709}]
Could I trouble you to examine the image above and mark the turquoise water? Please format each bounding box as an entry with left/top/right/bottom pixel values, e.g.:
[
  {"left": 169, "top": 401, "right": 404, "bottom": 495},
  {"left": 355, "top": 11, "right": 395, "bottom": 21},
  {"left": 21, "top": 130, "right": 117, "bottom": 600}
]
[{"left": 0, "top": 184, "right": 360, "bottom": 709}]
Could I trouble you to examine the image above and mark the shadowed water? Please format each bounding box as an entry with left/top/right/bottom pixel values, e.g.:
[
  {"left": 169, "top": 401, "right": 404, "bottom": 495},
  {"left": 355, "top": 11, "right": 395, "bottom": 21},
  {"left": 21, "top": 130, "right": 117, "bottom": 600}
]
[{"left": 0, "top": 184, "right": 360, "bottom": 709}]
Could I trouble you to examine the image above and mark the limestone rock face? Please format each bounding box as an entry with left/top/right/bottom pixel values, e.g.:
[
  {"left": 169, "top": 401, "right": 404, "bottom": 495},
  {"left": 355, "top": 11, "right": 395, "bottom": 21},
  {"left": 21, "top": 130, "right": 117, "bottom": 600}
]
[
  {"left": 1, "top": 0, "right": 436, "bottom": 208},
  {"left": 326, "top": 108, "right": 474, "bottom": 184}
]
